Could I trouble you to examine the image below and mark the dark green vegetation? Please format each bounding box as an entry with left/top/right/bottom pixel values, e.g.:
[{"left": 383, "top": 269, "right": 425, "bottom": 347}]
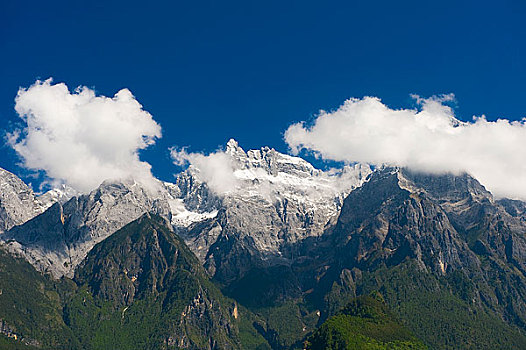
[
  {"left": 306, "top": 293, "right": 426, "bottom": 350},
  {"left": 0, "top": 335, "right": 39, "bottom": 349},
  {"left": 0, "top": 248, "right": 79, "bottom": 349},
  {"left": 243, "top": 261, "right": 526, "bottom": 349},
  {"left": 357, "top": 262, "right": 526, "bottom": 349},
  {"left": 0, "top": 214, "right": 270, "bottom": 349}
]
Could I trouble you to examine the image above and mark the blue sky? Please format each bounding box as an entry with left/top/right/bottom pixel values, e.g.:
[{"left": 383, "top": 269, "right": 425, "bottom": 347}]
[{"left": 1, "top": 0, "right": 525, "bottom": 190}]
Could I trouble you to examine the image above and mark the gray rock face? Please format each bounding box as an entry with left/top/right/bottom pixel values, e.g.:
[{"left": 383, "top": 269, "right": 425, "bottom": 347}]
[
  {"left": 176, "top": 140, "right": 372, "bottom": 283},
  {"left": 497, "top": 198, "right": 526, "bottom": 220},
  {"left": 331, "top": 168, "right": 482, "bottom": 275},
  {"left": 398, "top": 168, "right": 526, "bottom": 280},
  {"left": 320, "top": 167, "right": 526, "bottom": 328},
  {"left": 0, "top": 167, "right": 78, "bottom": 235},
  {"left": 38, "top": 184, "right": 79, "bottom": 208},
  {"left": 3, "top": 179, "right": 176, "bottom": 277},
  {"left": 0, "top": 168, "right": 47, "bottom": 233}
]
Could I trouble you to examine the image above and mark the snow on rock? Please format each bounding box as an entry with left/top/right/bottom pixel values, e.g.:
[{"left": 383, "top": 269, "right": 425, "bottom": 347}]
[
  {"left": 168, "top": 198, "right": 218, "bottom": 227},
  {"left": 38, "top": 184, "right": 79, "bottom": 209},
  {"left": 175, "top": 139, "right": 372, "bottom": 275},
  {"left": 1, "top": 139, "right": 371, "bottom": 278}
]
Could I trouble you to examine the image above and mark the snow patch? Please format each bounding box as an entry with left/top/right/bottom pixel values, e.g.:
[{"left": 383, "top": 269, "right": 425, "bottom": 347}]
[{"left": 168, "top": 198, "right": 218, "bottom": 227}]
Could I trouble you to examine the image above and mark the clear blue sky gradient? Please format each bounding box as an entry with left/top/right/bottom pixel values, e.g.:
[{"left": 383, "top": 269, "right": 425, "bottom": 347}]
[{"left": 1, "top": 0, "right": 525, "bottom": 187}]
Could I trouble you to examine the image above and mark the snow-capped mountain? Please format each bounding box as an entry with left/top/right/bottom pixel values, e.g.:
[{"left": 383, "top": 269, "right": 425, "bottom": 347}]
[
  {"left": 173, "top": 139, "right": 371, "bottom": 282},
  {"left": 0, "top": 140, "right": 371, "bottom": 278},
  {"left": 4, "top": 144, "right": 526, "bottom": 349},
  {"left": 173, "top": 139, "right": 370, "bottom": 225}
]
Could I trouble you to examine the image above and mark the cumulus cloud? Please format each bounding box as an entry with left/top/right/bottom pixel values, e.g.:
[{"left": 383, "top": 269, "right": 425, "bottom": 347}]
[
  {"left": 8, "top": 79, "right": 162, "bottom": 192},
  {"left": 285, "top": 95, "right": 526, "bottom": 200},
  {"left": 171, "top": 147, "right": 239, "bottom": 194}
]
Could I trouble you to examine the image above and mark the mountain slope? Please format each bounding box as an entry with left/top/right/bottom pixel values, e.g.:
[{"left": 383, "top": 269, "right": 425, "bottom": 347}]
[
  {"left": 305, "top": 293, "right": 427, "bottom": 350},
  {"left": 0, "top": 246, "right": 80, "bottom": 349},
  {"left": 65, "top": 213, "right": 269, "bottom": 350},
  {"left": 3, "top": 179, "right": 175, "bottom": 277},
  {"left": 300, "top": 167, "right": 526, "bottom": 349},
  {"left": 0, "top": 214, "right": 271, "bottom": 349}
]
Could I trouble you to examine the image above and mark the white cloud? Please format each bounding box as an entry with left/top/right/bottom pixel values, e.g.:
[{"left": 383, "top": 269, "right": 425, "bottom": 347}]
[
  {"left": 285, "top": 95, "right": 526, "bottom": 200},
  {"left": 9, "top": 79, "right": 162, "bottom": 192},
  {"left": 171, "top": 147, "right": 239, "bottom": 194}
]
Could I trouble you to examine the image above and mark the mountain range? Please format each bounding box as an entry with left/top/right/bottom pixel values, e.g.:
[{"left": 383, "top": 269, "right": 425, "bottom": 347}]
[{"left": 1, "top": 140, "right": 526, "bottom": 349}]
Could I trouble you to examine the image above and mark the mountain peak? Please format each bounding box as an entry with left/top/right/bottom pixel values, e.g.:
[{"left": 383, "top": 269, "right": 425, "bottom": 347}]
[{"left": 226, "top": 138, "right": 245, "bottom": 156}]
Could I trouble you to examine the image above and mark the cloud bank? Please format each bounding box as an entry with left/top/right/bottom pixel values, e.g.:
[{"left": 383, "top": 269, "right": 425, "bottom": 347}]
[
  {"left": 171, "top": 147, "right": 239, "bottom": 194},
  {"left": 9, "top": 79, "right": 162, "bottom": 192},
  {"left": 285, "top": 95, "right": 526, "bottom": 200}
]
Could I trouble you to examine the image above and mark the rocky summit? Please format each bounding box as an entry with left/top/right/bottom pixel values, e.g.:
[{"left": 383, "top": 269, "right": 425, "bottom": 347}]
[{"left": 176, "top": 139, "right": 371, "bottom": 284}]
